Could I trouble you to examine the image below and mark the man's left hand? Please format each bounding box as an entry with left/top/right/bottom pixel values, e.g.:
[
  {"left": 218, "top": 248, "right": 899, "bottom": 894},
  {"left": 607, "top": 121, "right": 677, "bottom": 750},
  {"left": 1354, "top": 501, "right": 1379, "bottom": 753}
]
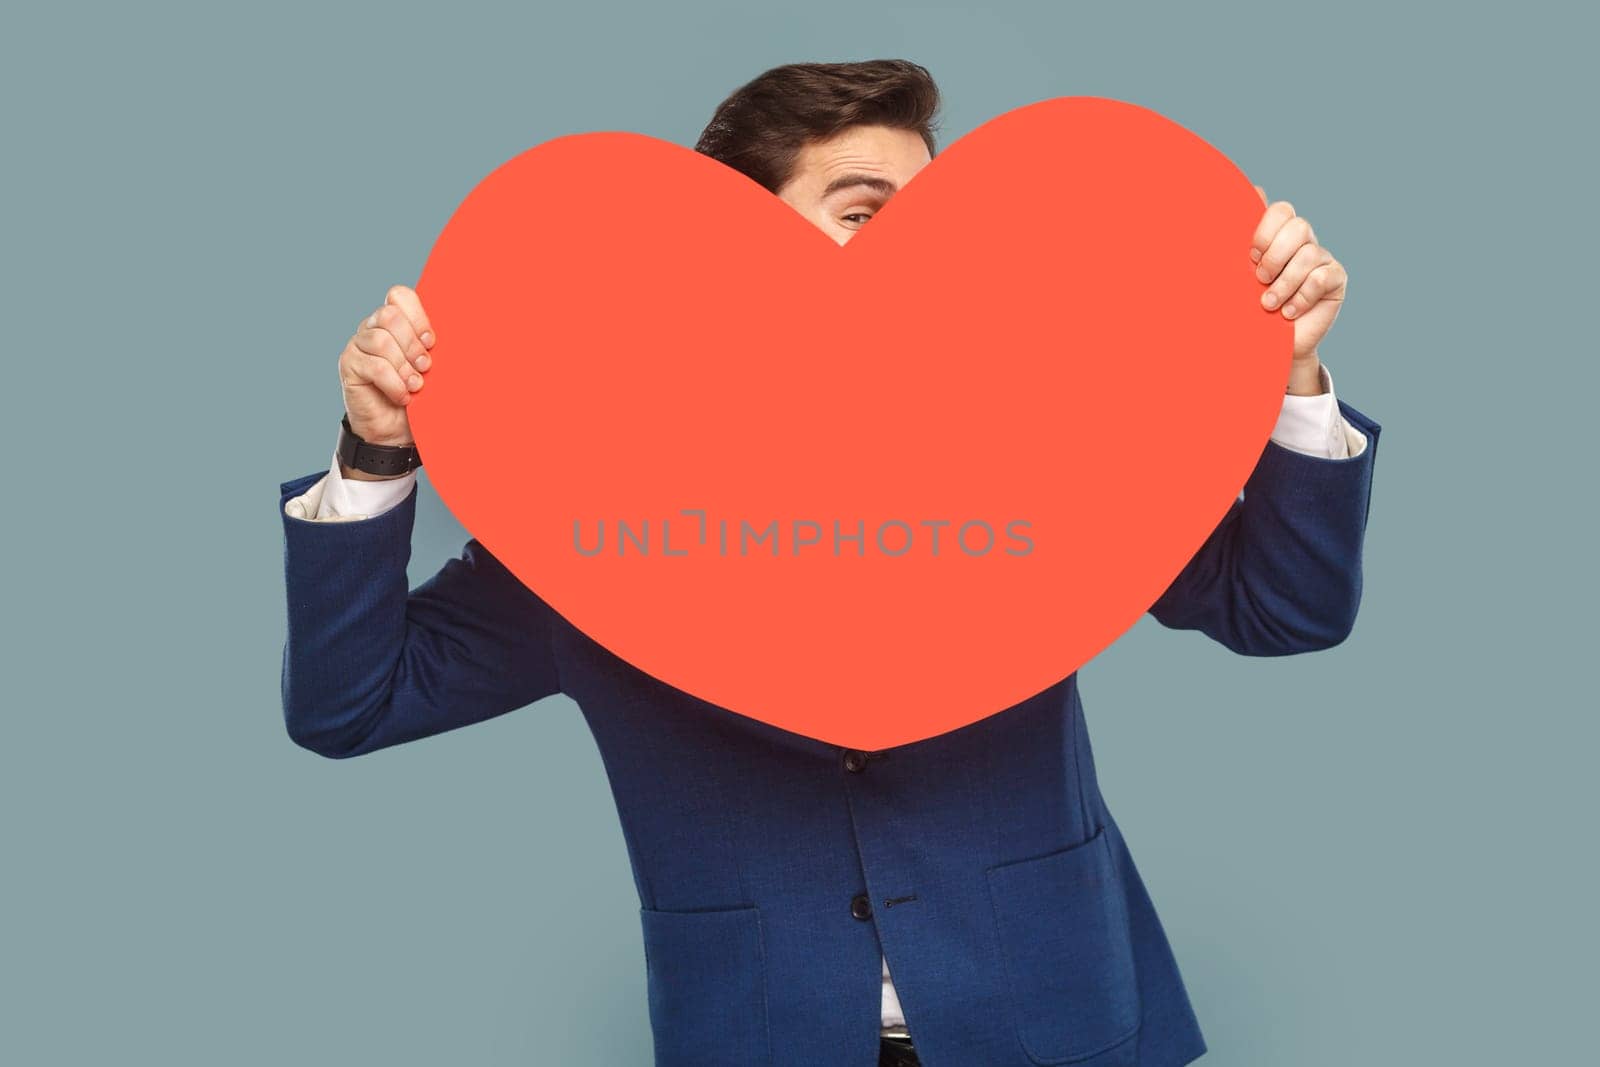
[{"left": 1250, "top": 185, "right": 1347, "bottom": 394}]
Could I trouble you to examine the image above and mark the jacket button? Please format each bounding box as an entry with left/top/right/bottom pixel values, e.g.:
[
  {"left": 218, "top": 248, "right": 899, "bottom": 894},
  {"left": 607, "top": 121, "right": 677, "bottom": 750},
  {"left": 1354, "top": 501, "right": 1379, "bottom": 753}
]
[
  {"left": 851, "top": 894, "right": 873, "bottom": 921},
  {"left": 843, "top": 750, "right": 868, "bottom": 773}
]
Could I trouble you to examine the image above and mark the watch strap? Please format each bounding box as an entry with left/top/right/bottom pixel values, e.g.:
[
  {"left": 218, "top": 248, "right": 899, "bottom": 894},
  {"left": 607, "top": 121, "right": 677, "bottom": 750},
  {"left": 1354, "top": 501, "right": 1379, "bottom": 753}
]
[{"left": 337, "top": 413, "right": 423, "bottom": 476}]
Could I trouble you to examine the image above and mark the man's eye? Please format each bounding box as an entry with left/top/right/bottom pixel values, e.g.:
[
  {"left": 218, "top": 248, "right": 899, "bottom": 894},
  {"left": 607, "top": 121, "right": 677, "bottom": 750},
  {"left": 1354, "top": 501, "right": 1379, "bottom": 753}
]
[{"left": 841, "top": 213, "right": 873, "bottom": 225}]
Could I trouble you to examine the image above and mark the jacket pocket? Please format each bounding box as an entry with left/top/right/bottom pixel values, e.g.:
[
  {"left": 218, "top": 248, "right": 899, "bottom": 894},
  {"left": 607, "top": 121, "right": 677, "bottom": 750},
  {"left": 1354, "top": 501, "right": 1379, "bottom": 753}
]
[
  {"left": 639, "top": 904, "right": 772, "bottom": 1066},
  {"left": 986, "top": 828, "right": 1142, "bottom": 1064}
]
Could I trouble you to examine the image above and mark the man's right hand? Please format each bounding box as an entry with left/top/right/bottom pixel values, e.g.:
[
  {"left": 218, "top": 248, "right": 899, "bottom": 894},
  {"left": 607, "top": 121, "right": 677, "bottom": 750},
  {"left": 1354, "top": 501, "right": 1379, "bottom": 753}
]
[{"left": 338, "top": 285, "right": 435, "bottom": 477}]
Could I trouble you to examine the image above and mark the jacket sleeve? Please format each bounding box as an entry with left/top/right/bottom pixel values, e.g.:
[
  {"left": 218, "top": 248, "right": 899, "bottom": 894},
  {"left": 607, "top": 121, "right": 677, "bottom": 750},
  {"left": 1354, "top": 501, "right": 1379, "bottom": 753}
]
[
  {"left": 1147, "top": 399, "right": 1382, "bottom": 655},
  {"left": 278, "top": 469, "right": 564, "bottom": 758}
]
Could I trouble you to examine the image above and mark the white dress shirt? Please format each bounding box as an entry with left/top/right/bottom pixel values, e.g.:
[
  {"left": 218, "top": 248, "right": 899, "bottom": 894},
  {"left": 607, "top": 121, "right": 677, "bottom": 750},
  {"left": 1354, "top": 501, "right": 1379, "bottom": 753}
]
[{"left": 284, "top": 365, "right": 1367, "bottom": 1033}]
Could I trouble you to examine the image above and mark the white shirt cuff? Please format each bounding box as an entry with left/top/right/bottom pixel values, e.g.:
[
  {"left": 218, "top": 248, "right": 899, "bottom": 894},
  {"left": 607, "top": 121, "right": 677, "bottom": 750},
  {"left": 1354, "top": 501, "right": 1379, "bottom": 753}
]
[
  {"left": 283, "top": 448, "right": 417, "bottom": 522},
  {"left": 1269, "top": 363, "right": 1368, "bottom": 460}
]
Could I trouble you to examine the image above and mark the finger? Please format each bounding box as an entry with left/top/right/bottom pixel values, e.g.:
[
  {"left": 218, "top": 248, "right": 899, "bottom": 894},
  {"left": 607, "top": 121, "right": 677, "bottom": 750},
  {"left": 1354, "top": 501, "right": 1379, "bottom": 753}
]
[
  {"left": 1261, "top": 242, "right": 1331, "bottom": 312},
  {"left": 1282, "top": 261, "right": 1347, "bottom": 320},
  {"left": 385, "top": 285, "right": 436, "bottom": 349},
  {"left": 1252, "top": 183, "right": 1268, "bottom": 205},
  {"left": 1256, "top": 216, "right": 1315, "bottom": 284},
  {"left": 370, "top": 304, "right": 430, "bottom": 372},
  {"left": 1249, "top": 200, "right": 1295, "bottom": 264},
  {"left": 355, "top": 326, "right": 425, "bottom": 394},
  {"left": 344, "top": 349, "right": 414, "bottom": 406}
]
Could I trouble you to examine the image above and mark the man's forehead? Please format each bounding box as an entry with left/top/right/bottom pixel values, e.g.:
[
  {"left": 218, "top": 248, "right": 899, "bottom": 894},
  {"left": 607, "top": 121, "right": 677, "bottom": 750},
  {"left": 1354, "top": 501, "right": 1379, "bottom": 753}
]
[
  {"left": 795, "top": 129, "right": 931, "bottom": 187},
  {"left": 816, "top": 152, "right": 899, "bottom": 182}
]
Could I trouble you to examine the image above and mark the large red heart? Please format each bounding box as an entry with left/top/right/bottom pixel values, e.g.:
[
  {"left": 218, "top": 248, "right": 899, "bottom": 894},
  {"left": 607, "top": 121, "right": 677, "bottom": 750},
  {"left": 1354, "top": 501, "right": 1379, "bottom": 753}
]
[{"left": 409, "top": 97, "right": 1288, "bottom": 749}]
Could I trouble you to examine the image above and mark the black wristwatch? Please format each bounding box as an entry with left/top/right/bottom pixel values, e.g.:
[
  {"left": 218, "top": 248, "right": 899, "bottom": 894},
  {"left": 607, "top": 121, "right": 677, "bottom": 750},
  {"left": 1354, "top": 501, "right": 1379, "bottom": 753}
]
[{"left": 337, "top": 413, "right": 423, "bottom": 476}]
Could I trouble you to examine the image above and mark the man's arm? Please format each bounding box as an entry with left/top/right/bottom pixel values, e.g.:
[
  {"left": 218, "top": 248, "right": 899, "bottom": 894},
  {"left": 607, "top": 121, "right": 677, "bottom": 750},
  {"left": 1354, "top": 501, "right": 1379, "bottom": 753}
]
[
  {"left": 1150, "top": 189, "right": 1380, "bottom": 654},
  {"left": 280, "top": 283, "right": 560, "bottom": 759}
]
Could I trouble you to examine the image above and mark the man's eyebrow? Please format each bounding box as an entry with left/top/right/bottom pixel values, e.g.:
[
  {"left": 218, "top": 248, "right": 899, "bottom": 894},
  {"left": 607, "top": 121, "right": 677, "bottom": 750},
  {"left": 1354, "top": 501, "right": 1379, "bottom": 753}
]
[{"left": 820, "top": 173, "right": 899, "bottom": 200}]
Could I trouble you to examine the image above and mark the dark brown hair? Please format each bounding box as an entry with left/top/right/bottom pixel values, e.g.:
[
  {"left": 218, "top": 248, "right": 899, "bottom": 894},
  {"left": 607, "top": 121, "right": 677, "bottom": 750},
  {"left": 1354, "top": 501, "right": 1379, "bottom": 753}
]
[{"left": 694, "top": 60, "right": 941, "bottom": 193}]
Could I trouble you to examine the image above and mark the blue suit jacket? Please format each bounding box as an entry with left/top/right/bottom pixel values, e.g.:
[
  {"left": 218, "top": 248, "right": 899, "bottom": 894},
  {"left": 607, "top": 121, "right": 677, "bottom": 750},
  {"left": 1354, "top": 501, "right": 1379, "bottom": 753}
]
[{"left": 278, "top": 402, "right": 1380, "bottom": 1067}]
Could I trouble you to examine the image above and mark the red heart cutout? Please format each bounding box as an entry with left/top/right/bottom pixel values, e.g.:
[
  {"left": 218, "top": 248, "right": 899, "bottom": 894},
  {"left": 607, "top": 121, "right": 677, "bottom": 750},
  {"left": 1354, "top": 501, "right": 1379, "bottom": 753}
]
[{"left": 410, "top": 97, "right": 1288, "bottom": 749}]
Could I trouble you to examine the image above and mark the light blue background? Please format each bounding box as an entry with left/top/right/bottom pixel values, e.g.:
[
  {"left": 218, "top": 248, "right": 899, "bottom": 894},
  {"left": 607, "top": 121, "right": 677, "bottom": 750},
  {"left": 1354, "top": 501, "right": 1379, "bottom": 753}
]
[{"left": 4, "top": 1, "right": 1594, "bottom": 1063}]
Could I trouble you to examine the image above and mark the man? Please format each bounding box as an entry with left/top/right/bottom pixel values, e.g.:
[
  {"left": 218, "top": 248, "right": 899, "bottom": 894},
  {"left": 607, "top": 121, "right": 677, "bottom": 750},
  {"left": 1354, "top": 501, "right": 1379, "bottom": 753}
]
[{"left": 279, "top": 60, "right": 1379, "bottom": 1067}]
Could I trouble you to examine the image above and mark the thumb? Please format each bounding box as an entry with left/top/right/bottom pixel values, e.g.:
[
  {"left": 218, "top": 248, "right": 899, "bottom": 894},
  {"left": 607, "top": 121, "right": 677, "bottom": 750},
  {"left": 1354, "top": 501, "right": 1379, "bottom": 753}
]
[{"left": 1252, "top": 183, "right": 1268, "bottom": 205}]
